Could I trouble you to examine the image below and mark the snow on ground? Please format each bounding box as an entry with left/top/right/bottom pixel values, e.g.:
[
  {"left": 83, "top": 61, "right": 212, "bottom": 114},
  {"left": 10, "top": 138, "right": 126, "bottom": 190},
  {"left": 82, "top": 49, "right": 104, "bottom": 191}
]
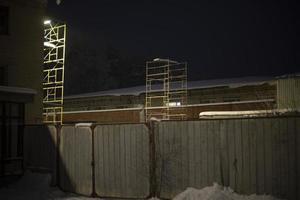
[
  {"left": 172, "top": 183, "right": 282, "bottom": 200},
  {"left": 0, "top": 172, "right": 100, "bottom": 200},
  {"left": 0, "top": 172, "right": 283, "bottom": 200}
]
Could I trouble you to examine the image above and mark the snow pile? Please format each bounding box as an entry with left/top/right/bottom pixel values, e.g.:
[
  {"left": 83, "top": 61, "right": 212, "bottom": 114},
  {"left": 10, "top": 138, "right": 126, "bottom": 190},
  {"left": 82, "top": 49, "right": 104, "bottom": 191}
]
[
  {"left": 172, "top": 183, "right": 281, "bottom": 200},
  {"left": 199, "top": 109, "right": 300, "bottom": 119},
  {"left": 0, "top": 172, "right": 283, "bottom": 200},
  {"left": 148, "top": 197, "right": 161, "bottom": 200}
]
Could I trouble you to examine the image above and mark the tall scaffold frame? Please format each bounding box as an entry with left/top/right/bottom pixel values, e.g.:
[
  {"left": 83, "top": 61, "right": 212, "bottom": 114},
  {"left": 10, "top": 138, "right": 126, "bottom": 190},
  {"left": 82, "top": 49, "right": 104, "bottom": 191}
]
[
  {"left": 145, "top": 58, "right": 187, "bottom": 121},
  {"left": 43, "top": 20, "right": 66, "bottom": 124}
]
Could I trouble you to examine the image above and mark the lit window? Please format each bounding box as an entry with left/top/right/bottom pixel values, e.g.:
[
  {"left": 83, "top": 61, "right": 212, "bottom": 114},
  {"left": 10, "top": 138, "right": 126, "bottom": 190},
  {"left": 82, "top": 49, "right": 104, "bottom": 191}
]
[
  {"left": 167, "top": 102, "right": 181, "bottom": 107},
  {"left": 0, "top": 6, "right": 9, "bottom": 35}
]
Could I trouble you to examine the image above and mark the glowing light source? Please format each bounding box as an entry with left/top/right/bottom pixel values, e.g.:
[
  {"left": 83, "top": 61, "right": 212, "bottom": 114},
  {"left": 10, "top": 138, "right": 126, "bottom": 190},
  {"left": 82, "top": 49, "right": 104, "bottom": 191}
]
[
  {"left": 167, "top": 102, "right": 181, "bottom": 107},
  {"left": 44, "top": 42, "right": 56, "bottom": 48},
  {"left": 43, "top": 21, "right": 66, "bottom": 124},
  {"left": 44, "top": 20, "right": 51, "bottom": 25}
]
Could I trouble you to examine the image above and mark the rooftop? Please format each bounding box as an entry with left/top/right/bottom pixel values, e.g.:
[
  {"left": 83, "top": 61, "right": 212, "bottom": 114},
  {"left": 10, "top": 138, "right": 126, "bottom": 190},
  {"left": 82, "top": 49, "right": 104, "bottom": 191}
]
[{"left": 65, "top": 75, "right": 277, "bottom": 100}]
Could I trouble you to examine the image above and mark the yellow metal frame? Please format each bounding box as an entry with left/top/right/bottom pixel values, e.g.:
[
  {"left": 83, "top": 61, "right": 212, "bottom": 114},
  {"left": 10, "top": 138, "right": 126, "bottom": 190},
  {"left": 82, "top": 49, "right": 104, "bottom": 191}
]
[
  {"left": 43, "top": 21, "right": 66, "bottom": 124},
  {"left": 145, "top": 59, "right": 187, "bottom": 121}
]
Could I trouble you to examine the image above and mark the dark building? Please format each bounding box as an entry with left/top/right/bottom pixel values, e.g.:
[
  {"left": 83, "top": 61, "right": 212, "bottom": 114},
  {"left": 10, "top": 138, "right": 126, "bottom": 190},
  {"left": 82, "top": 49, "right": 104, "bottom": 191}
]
[
  {"left": 0, "top": 0, "right": 46, "bottom": 175},
  {"left": 63, "top": 74, "right": 300, "bottom": 123}
]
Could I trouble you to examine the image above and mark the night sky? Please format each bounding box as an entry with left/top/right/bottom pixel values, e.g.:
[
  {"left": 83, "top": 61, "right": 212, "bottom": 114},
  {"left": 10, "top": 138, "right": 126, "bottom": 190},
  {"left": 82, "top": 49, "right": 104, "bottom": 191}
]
[{"left": 47, "top": 0, "right": 299, "bottom": 94}]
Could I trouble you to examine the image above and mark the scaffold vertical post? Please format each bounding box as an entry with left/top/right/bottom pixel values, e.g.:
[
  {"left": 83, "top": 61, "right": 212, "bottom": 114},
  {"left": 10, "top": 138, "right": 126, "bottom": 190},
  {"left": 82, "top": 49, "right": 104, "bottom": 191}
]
[
  {"left": 145, "top": 58, "right": 187, "bottom": 122},
  {"left": 43, "top": 20, "right": 66, "bottom": 124}
]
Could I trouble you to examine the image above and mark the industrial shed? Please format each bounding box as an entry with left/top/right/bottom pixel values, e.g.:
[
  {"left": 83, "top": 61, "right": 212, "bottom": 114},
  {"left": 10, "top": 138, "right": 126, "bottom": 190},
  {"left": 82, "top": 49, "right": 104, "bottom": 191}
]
[{"left": 61, "top": 74, "right": 300, "bottom": 124}]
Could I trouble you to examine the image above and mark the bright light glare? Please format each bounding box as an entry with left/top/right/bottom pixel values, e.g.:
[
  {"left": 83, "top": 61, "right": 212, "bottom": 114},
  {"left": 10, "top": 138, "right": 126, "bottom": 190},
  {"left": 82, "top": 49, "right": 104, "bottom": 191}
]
[
  {"left": 167, "top": 102, "right": 181, "bottom": 107},
  {"left": 44, "top": 42, "right": 56, "bottom": 48},
  {"left": 44, "top": 20, "right": 51, "bottom": 25}
]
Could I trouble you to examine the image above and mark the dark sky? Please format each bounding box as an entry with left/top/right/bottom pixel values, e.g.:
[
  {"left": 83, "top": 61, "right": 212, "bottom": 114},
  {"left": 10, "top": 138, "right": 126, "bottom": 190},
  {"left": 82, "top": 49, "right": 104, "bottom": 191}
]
[{"left": 47, "top": 0, "right": 299, "bottom": 92}]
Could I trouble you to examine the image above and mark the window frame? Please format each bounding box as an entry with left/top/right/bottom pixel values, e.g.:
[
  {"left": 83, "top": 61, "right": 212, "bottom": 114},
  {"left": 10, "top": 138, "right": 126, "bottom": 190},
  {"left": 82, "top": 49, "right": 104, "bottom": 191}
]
[{"left": 0, "top": 5, "right": 9, "bottom": 35}]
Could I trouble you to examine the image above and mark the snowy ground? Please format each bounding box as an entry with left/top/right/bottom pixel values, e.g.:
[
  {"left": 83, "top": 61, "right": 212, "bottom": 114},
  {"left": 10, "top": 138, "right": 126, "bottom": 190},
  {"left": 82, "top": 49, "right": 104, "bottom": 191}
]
[
  {"left": 0, "top": 172, "right": 99, "bottom": 200},
  {"left": 0, "top": 172, "right": 283, "bottom": 200},
  {"left": 171, "top": 183, "right": 282, "bottom": 200}
]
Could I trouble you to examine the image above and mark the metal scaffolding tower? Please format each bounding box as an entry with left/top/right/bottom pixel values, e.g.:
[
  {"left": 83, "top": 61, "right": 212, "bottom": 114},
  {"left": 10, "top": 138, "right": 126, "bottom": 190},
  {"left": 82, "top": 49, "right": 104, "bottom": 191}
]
[
  {"left": 43, "top": 20, "right": 66, "bottom": 124},
  {"left": 145, "top": 58, "right": 187, "bottom": 121}
]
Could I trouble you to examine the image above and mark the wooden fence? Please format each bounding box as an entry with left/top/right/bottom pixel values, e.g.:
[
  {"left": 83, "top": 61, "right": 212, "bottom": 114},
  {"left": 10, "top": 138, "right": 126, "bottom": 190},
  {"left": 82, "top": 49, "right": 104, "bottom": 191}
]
[
  {"left": 23, "top": 116, "right": 300, "bottom": 199},
  {"left": 94, "top": 124, "right": 149, "bottom": 198},
  {"left": 155, "top": 117, "right": 299, "bottom": 199}
]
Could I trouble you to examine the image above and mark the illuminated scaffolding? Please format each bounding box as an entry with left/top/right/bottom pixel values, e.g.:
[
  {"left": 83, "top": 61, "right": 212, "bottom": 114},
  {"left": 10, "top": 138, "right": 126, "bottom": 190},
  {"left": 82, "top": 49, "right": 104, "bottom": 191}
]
[
  {"left": 43, "top": 20, "right": 66, "bottom": 124},
  {"left": 145, "top": 58, "right": 187, "bottom": 121}
]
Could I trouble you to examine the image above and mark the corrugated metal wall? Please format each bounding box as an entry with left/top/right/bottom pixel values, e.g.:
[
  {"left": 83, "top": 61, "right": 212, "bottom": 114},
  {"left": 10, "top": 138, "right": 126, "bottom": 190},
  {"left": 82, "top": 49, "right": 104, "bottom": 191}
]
[
  {"left": 155, "top": 117, "right": 300, "bottom": 199},
  {"left": 59, "top": 126, "right": 93, "bottom": 196},
  {"left": 277, "top": 77, "right": 300, "bottom": 109},
  {"left": 22, "top": 117, "right": 300, "bottom": 199},
  {"left": 94, "top": 124, "right": 150, "bottom": 198},
  {"left": 155, "top": 121, "right": 221, "bottom": 198}
]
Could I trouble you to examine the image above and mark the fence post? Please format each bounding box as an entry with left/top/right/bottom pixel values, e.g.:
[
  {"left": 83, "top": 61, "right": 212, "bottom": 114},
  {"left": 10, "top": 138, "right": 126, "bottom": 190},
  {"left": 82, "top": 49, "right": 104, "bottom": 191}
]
[
  {"left": 297, "top": 117, "right": 300, "bottom": 200},
  {"left": 147, "top": 121, "right": 157, "bottom": 197},
  {"left": 55, "top": 124, "right": 61, "bottom": 186},
  {"left": 91, "top": 124, "right": 96, "bottom": 197}
]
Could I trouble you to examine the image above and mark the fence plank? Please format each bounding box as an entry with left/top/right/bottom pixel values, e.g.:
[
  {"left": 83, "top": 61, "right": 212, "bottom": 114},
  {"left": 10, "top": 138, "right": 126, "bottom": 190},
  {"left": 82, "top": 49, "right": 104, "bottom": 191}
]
[
  {"left": 256, "top": 119, "right": 265, "bottom": 194},
  {"left": 264, "top": 118, "right": 273, "bottom": 195},
  {"left": 234, "top": 119, "right": 243, "bottom": 193},
  {"left": 213, "top": 120, "right": 221, "bottom": 185},
  {"left": 187, "top": 121, "right": 195, "bottom": 186},
  {"left": 280, "top": 118, "right": 289, "bottom": 198},
  {"left": 173, "top": 121, "right": 183, "bottom": 196},
  {"left": 131, "top": 125, "right": 138, "bottom": 194},
  {"left": 248, "top": 118, "right": 257, "bottom": 194},
  {"left": 109, "top": 125, "right": 117, "bottom": 195},
  {"left": 201, "top": 121, "right": 209, "bottom": 187},
  {"left": 59, "top": 126, "right": 93, "bottom": 196},
  {"left": 181, "top": 121, "right": 189, "bottom": 190},
  {"left": 95, "top": 125, "right": 104, "bottom": 194},
  {"left": 94, "top": 124, "right": 149, "bottom": 198},
  {"left": 220, "top": 120, "right": 229, "bottom": 187},
  {"left": 119, "top": 125, "right": 126, "bottom": 195},
  {"left": 207, "top": 120, "right": 215, "bottom": 186},
  {"left": 286, "top": 117, "right": 296, "bottom": 200},
  {"left": 194, "top": 121, "right": 202, "bottom": 189},
  {"left": 286, "top": 118, "right": 296, "bottom": 200},
  {"left": 242, "top": 119, "right": 250, "bottom": 194},
  {"left": 104, "top": 125, "right": 110, "bottom": 194},
  {"left": 228, "top": 120, "right": 236, "bottom": 190},
  {"left": 114, "top": 125, "right": 121, "bottom": 195},
  {"left": 272, "top": 119, "right": 280, "bottom": 197},
  {"left": 159, "top": 122, "right": 167, "bottom": 196}
]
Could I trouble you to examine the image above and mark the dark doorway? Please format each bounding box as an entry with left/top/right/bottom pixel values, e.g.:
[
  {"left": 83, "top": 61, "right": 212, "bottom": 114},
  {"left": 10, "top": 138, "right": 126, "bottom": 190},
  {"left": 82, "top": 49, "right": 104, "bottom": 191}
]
[{"left": 0, "top": 101, "right": 24, "bottom": 176}]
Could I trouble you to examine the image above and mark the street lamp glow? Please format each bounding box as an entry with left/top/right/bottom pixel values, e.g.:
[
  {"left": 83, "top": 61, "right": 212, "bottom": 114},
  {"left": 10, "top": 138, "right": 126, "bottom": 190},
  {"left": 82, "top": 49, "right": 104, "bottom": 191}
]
[
  {"left": 44, "top": 42, "right": 56, "bottom": 48},
  {"left": 44, "top": 20, "right": 51, "bottom": 25}
]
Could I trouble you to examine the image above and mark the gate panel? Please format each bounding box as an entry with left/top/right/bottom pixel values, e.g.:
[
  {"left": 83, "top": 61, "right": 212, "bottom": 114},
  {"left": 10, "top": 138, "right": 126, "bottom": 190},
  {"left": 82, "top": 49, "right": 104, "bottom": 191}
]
[
  {"left": 155, "top": 117, "right": 299, "bottom": 200},
  {"left": 94, "top": 124, "right": 149, "bottom": 198},
  {"left": 59, "top": 126, "right": 92, "bottom": 196}
]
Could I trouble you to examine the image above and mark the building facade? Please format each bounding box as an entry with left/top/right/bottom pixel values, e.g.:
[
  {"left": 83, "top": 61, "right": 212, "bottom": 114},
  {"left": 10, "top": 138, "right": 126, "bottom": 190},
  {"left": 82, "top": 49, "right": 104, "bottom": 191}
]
[
  {"left": 0, "top": 0, "right": 46, "bottom": 175},
  {"left": 63, "top": 75, "right": 300, "bottom": 124},
  {"left": 277, "top": 75, "right": 300, "bottom": 110},
  {"left": 0, "top": 0, "right": 46, "bottom": 124}
]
